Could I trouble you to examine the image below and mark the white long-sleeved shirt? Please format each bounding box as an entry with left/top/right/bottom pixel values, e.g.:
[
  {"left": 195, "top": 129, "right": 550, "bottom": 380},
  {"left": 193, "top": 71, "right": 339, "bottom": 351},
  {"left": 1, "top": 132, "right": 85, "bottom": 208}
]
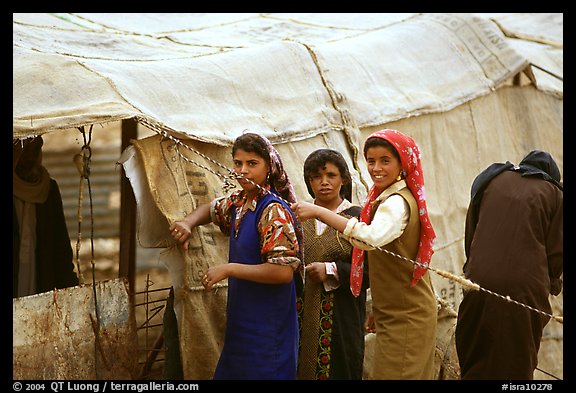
[{"left": 343, "top": 180, "right": 410, "bottom": 250}]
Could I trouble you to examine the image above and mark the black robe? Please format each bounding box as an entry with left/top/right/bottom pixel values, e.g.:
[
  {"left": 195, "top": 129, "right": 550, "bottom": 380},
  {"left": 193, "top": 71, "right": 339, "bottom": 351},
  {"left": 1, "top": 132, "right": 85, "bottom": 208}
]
[{"left": 455, "top": 156, "right": 563, "bottom": 380}]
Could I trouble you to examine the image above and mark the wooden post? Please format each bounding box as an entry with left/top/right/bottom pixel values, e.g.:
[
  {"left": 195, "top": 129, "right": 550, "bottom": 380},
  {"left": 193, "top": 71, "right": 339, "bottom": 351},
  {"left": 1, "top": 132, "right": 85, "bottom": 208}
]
[{"left": 119, "top": 119, "right": 138, "bottom": 300}]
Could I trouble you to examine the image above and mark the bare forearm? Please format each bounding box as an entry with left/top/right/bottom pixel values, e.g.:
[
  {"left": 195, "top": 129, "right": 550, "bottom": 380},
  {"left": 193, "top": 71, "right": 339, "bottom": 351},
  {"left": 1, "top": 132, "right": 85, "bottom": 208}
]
[
  {"left": 228, "top": 262, "right": 294, "bottom": 284},
  {"left": 292, "top": 201, "right": 350, "bottom": 233},
  {"left": 184, "top": 202, "right": 212, "bottom": 227},
  {"left": 313, "top": 205, "right": 350, "bottom": 233},
  {"left": 203, "top": 261, "right": 294, "bottom": 290}
]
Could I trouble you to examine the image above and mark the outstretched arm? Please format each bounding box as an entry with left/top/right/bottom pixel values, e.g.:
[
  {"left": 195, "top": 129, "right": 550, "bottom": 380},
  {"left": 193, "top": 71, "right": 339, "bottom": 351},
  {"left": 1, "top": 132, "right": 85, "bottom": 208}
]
[
  {"left": 203, "top": 262, "right": 294, "bottom": 290},
  {"left": 291, "top": 201, "right": 350, "bottom": 233}
]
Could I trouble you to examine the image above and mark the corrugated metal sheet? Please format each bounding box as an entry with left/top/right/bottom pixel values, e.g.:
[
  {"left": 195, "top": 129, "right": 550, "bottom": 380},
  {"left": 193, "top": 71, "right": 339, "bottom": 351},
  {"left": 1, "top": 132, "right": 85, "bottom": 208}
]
[
  {"left": 13, "top": 278, "right": 139, "bottom": 380},
  {"left": 43, "top": 147, "right": 122, "bottom": 239}
]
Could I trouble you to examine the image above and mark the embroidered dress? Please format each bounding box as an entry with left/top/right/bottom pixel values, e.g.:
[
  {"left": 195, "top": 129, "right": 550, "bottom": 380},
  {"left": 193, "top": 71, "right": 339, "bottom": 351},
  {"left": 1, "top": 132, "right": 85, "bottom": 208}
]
[
  {"left": 212, "top": 189, "right": 300, "bottom": 380},
  {"left": 296, "top": 203, "right": 367, "bottom": 380}
]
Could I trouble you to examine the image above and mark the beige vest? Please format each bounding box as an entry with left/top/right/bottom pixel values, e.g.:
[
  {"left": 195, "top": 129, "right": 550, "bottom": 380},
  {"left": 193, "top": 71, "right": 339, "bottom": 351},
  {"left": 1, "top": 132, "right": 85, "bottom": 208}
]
[{"left": 367, "top": 187, "right": 437, "bottom": 380}]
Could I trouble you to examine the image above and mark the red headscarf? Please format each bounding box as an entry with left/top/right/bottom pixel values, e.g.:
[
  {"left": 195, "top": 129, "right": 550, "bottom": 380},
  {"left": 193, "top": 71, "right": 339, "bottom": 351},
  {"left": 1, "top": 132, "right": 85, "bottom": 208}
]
[{"left": 350, "top": 129, "right": 436, "bottom": 296}]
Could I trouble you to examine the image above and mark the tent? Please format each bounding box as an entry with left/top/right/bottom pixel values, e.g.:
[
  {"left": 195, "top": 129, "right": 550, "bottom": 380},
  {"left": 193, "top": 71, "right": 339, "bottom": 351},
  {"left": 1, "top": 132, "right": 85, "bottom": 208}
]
[{"left": 13, "top": 13, "right": 563, "bottom": 380}]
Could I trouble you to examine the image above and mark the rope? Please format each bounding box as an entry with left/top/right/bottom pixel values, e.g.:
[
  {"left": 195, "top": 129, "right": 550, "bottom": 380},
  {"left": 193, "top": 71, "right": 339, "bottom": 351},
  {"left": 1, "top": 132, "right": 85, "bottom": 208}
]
[
  {"left": 536, "top": 366, "right": 562, "bottom": 380},
  {"left": 531, "top": 62, "right": 563, "bottom": 82},
  {"left": 76, "top": 125, "right": 103, "bottom": 379},
  {"left": 159, "top": 131, "right": 563, "bottom": 324},
  {"left": 160, "top": 130, "right": 291, "bottom": 206}
]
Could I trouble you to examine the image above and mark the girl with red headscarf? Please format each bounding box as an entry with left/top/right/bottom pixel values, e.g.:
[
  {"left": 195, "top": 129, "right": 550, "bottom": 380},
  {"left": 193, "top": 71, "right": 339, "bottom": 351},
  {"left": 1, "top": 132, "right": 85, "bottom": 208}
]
[{"left": 292, "top": 129, "right": 437, "bottom": 379}]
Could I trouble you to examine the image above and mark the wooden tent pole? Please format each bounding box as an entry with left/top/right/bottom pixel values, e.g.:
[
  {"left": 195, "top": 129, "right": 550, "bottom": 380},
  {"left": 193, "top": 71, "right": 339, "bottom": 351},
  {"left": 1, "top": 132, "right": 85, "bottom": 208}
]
[{"left": 119, "top": 118, "right": 137, "bottom": 301}]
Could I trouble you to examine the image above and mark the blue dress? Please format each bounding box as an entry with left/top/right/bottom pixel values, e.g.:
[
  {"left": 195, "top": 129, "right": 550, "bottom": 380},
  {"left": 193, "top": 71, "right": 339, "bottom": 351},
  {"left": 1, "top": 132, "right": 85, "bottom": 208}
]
[{"left": 213, "top": 192, "right": 299, "bottom": 380}]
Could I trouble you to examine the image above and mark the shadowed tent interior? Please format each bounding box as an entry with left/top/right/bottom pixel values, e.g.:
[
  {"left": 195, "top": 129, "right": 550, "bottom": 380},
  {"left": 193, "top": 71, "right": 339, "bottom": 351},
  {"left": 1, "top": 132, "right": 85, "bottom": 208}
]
[{"left": 13, "top": 13, "right": 562, "bottom": 380}]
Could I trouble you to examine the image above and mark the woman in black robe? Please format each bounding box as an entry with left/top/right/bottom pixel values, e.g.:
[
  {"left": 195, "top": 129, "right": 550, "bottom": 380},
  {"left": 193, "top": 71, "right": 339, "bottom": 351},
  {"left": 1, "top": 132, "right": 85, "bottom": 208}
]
[{"left": 455, "top": 150, "right": 563, "bottom": 380}]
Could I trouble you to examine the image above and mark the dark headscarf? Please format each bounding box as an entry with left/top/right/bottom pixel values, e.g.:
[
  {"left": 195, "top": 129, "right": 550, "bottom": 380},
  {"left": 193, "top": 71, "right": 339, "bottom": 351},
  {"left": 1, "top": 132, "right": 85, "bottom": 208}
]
[
  {"left": 470, "top": 150, "right": 562, "bottom": 216},
  {"left": 518, "top": 150, "right": 562, "bottom": 188}
]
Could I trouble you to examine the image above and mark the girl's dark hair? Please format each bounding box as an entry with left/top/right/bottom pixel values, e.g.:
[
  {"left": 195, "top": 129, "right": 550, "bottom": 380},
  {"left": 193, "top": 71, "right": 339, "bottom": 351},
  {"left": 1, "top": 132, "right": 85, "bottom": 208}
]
[
  {"left": 232, "top": 132, "right": 270, "bottom": 165},
  {"left": 363, "top": 137, "right": 400, "bottom": 161},
  {"left": 232, "top": 132, "right": 296, "bottom": 203},
  {"left": 303, "top": 149, "right": 352, "bottom": 201}
]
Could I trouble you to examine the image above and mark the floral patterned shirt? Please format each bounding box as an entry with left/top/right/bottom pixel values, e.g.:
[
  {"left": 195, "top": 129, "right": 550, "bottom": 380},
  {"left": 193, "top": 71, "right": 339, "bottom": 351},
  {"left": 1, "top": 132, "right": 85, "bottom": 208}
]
[{"left": 211, "top": 187, "right": 301, "bottom": 271}]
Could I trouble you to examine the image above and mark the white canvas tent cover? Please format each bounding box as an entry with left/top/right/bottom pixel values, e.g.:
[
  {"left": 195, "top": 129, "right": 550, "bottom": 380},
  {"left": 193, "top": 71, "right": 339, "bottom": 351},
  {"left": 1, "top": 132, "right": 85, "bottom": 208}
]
[
  {"left": 13, "top": 13, "right": 563, "bottom": 380},
  {"left": 13, "top": 13, "right": 562, "bottom": 143}
]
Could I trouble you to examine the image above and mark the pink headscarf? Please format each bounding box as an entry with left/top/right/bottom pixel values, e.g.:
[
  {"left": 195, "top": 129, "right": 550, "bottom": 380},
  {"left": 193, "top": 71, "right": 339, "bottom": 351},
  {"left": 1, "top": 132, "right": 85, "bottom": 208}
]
[{"left": 350, "top": 129, "right": 436, "bottom": 296}]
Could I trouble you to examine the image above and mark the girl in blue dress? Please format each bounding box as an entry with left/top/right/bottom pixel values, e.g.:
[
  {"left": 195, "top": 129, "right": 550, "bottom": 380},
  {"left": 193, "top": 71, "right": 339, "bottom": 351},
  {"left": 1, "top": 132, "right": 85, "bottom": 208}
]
[{"left": 170, "top": 132, "right": 302, "bottom": 380}]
